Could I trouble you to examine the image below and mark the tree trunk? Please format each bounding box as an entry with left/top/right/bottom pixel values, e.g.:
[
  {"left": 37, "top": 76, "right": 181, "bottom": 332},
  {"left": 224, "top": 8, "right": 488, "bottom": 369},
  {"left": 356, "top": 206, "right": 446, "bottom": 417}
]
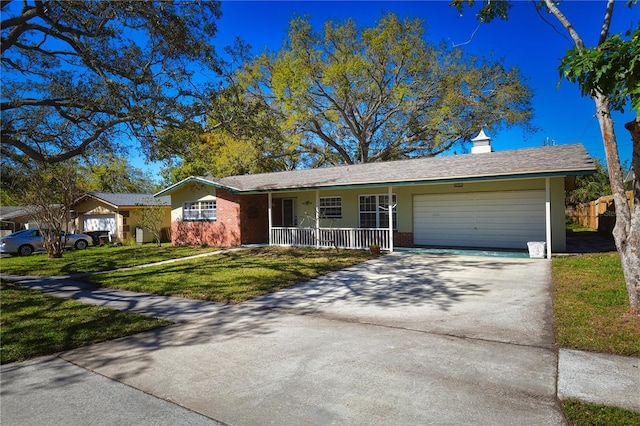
[
  {"left": 44, "top": 238, "right": 65, "bottom": 259},
  {"left": 595, "top": 93, "right": 640, "bottom": 314},
  {"left": 622, "top": 115, "right": 640, "bottom": 314}
]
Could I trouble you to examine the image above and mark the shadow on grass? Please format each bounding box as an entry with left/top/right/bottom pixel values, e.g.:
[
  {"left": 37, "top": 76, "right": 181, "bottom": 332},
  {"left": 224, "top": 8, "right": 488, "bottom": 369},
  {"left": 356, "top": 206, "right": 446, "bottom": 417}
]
[{"left": 0, "top": 282, "right": 169, "bottom": 364}]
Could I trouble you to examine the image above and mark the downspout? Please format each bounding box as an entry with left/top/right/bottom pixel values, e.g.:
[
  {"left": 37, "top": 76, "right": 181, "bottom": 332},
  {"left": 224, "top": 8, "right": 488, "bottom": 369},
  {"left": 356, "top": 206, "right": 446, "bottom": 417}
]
[
  {"left": 268, "top": 192, "right": 273, "bottom": 246},
  {"left": 545, "top": 178, "right": 552, "bottom": 259},
  {"left": 388, "top": 185, "right": 394, "bottom": 253}
]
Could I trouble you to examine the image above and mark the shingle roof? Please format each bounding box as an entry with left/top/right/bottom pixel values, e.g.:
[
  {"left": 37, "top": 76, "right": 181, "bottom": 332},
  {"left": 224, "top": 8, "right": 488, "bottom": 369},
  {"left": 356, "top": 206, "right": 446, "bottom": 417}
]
[
  {"left": 86, "top": 192, "right": 170, "bottom": 207},
  {"left": 158, "top": 143, "right": 595, "bottom": 195},
  {"left": 0, "top": 206, "right": 30, "bottom": 220}
]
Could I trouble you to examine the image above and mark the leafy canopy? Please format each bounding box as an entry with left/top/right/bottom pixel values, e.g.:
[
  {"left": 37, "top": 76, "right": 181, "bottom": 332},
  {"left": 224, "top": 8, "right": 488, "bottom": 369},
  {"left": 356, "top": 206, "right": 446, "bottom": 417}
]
[
  {"left": 152, "top": 83, "right": 300, "bottom": 183},
  {"left": 1, "top": 0, "right": 222, "bottom": 164},
  {"left": 239, "top": 12, "right": 535, "bottom": 166},
  {"left": 560, "top": 26, "right": 640, "bottom": 113}
]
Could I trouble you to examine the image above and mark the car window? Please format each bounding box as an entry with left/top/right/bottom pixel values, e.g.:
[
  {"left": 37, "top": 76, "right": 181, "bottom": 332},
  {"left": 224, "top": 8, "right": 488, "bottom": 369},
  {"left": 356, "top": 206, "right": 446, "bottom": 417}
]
[{"left": 8, "top": 230, "right": 28, "bottom": 237}]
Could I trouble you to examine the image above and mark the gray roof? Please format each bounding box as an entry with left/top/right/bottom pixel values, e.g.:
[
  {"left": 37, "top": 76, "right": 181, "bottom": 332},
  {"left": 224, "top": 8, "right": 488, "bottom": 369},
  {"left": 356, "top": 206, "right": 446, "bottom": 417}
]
[
  {"left": 85, "top": 192, "right": 170, "bottom": 207},
  {"left": 0, "top": 206, "right": 31, "bottom": 220},
  {"left": 158, "top": 143, "right": 595, "bottom": 195}
]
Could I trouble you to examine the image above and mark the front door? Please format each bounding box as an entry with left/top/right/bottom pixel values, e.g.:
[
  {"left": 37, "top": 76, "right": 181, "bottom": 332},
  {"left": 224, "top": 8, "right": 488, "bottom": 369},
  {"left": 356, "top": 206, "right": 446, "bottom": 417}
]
[{"left": 282, "top": 198, "right": 296, "bottom": 227}]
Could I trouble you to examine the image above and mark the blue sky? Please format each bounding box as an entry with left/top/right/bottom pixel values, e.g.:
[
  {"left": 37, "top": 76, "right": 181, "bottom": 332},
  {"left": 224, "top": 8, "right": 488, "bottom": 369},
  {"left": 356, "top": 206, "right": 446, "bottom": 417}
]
[{"left": 138, "top": 1, "right": 638, "bottom": 176}]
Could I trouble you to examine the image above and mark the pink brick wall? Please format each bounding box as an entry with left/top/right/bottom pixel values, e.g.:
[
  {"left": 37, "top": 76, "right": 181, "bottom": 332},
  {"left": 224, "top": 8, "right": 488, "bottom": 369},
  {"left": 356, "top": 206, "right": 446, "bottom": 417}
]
[
  {"left": 171, "top": 190, "right": 269, "bottom": 247},
  {"left": 394, "top": 232, "right": 414, "bottom": 247}
]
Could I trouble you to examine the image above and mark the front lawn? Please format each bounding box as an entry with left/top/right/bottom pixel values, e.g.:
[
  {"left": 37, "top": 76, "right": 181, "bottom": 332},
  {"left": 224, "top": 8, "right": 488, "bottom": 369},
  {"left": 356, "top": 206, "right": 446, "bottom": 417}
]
[
  {"left": 553, "top": 252, "right": 640, "bottom": 357},
  {"left": 0, "top": 281, "right": 171, "bottom": 363},
  {"left": 0, "top": 243, "right": 221, "bottom": 276},
  {"left": 562, "top": 399, "right": 640, "bottom": 426},
  {"left": 1, "top": 246, "right": 375, "bottom": 363},
  {"left": 83, "top": 247, "right": 376, "bottom": 304}
]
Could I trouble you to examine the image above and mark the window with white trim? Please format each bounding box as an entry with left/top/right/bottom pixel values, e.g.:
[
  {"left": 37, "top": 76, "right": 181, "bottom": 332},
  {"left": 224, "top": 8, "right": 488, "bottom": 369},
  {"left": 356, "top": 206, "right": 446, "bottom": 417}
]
[
  {"left": 319, "top": 196, "right": 342, "bottom": 219},
  {"left": 183, "top": 200, "right": 216, "bottom": 221},
  {"left": 359, "top": 194, "right": 397, "bottom": 229}
]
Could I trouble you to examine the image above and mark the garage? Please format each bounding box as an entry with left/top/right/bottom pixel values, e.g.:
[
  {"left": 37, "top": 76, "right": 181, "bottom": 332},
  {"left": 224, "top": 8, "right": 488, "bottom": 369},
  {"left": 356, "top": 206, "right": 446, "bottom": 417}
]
[
  {"left": 413, "top": 190, "right": 546, "bottom": 250},
  {"left": 83, "top": 215, "right": 116, "bottom": 234}
]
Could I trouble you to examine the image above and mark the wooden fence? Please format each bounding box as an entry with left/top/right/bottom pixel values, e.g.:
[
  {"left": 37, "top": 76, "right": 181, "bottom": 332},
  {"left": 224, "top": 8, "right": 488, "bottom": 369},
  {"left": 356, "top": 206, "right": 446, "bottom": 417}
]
[{"left": 569, "top": 191, "right": 633, "bottom": 232}]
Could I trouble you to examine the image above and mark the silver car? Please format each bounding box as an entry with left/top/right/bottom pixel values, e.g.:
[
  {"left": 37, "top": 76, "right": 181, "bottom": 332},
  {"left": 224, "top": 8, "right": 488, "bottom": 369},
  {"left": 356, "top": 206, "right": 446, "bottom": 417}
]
[{"left": 0, "top": 229, "right": 92, "bottom": 256}]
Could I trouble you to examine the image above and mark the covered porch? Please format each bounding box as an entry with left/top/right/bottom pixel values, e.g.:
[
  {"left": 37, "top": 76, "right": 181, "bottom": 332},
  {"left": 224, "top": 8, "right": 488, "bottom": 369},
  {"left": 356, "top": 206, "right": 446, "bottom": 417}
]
[{"left": 267, "top": 189, "right": 396, "bottom": 251}]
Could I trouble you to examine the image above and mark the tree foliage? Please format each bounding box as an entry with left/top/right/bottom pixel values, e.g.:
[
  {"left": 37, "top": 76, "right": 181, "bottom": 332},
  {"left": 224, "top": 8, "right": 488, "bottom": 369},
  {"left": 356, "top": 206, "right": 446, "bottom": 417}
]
[
  {"left": 153, "top": 92, "right": 300, "bottom": 183},
  {"left": 133, "top": 203, "right": 166, "bottom": 247},
  {"left": 560, "top": 26, "right": 639, "bottom": 113},
  {"left": 566, "top": 158, "right": 612, "bottom": 206},
  {"left": 238, "top": 12, "right": 535, "bottom": 166},
  {"left": 78, "top": 154, "right": 158, "bottom": 194},
  {"left": 169, "top": 130, "right": 298, "bottom": 178},
  {"left": 17, "top": 163, "right": 85, "bottom": 258},
  {"left": 151, "top": 46, "right": 301, "bottom": 182},
  {"left": 1, "top": 0, "right": 222, "bottom": 164}
]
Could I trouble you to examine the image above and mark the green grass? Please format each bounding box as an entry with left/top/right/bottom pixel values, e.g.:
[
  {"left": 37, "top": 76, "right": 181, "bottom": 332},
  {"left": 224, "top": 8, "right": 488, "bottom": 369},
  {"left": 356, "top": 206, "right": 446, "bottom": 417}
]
[
  {"left": 554, "top": 244, "right": 640, "bottom": 421},
  {"left": 0, "top": 243, "right": 221, "bottom": 276},
  {"left": 566, "top": 222, "right": 597, "bottom": 234},
  {"left": 0, "top": 282, "right": 171, "bottom": 363},
  {"left": 553, "top": 252, "right": 640, "bottom": 357},
  {"left": 562, "top": 399, "right": 640, "bottom": 426},
  {"left": 82, "top": 247, "right": 376, "bottom": 304}
]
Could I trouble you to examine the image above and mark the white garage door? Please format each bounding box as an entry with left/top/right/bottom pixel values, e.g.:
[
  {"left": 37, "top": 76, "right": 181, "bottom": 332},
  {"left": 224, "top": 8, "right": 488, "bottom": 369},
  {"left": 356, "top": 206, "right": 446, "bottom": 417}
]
[
  {"left": 413, "top": 191, "right": 546, "bottom": 249},
  {"left": 83, "top": 215, "right": 116, "bottom": 234}
]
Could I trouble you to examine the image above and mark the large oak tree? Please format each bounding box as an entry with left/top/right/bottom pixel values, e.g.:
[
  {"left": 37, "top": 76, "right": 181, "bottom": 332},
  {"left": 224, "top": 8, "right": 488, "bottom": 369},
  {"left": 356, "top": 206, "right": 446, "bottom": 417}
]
[{"left": 237, "top": 12, "right": 535, "bottom": 167}]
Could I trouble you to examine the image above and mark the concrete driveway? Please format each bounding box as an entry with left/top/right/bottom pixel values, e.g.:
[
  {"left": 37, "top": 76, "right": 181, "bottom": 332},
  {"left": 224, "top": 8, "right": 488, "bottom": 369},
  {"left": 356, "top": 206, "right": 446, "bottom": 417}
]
[
  {"left": 246, "top": 252, "right": 555, "bottom": 347},
  {"left": 4, "top": 253, "right": 565, "bottom": 425}
]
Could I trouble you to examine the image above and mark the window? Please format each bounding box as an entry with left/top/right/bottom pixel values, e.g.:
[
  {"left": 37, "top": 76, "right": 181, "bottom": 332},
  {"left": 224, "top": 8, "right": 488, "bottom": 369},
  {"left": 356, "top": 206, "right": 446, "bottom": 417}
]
[
  {"left": 319, "top": 197, "right": 342, "bottom": 219},
  {"left": 183, "top": 200, "right": 216, "bottom": 221},
  {"left": 359, "top": 194, "right": 397, "bottom": 229}
]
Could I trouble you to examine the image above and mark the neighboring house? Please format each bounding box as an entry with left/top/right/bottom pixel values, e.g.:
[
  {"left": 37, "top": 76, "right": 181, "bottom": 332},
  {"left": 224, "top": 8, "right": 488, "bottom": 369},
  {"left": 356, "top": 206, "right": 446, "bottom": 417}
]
[
  {"left": 72, "top": 192, "right": 171, "bottom": 243},
  {"left": 0, "top": 206, "right": 35, "bottom": 235},
  {"left": 155, "top": 132, "right": 596, "bottom": 257}
]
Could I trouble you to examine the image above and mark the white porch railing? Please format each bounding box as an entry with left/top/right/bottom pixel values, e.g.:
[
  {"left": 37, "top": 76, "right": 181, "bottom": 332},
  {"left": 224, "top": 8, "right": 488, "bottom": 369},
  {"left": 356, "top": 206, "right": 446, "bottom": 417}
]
[{"left": 271, "top": 227, "right": 390, "bottom": 250}]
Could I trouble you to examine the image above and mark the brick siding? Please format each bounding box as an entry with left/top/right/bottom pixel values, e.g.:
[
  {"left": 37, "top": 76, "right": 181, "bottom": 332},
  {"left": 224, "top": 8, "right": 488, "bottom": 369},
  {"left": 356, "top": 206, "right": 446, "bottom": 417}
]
[
  {"left": 172, "top": 190, "right": 269, "bottom": 247},
  {"left": 393, "top": 232, "right": 414, "bottom": 247}
]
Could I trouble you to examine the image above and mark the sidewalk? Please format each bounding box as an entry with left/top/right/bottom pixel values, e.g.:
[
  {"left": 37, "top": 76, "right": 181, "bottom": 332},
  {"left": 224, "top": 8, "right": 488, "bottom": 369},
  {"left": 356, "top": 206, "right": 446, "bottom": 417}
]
[
  {"left": 558, "top": 349, "right": 640, "bottom": 413},
  {"left": 1, "top": 356, "right": 222, "bottom": 426}
]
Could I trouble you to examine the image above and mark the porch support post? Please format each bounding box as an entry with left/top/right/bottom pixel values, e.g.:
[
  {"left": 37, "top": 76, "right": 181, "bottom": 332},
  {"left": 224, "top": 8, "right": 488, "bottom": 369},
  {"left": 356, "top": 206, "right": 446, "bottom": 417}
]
[
  {"left": 268, "top": 192, "right": 273, "bottom": 246},
  {"left": 315, "top": 190, "right": 320, "bottom": 248},
  {"left": 388, "top": 185, "right": 394, "bottom": 253},
  {"left": 113, "top": 211, "right": 119, "bottom": 242},
  {"left": 545, "top": 177, "right": 552, "bottom": 259}
]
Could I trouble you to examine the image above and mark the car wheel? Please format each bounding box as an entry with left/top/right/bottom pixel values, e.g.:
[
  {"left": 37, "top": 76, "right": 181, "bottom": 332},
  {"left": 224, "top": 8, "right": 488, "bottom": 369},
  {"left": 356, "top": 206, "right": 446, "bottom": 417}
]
[
  {"left": 75, "top": 239, "right": 88, "bottom": 250},
  {"left": 18, "top": 244, "right": 34, "bottom": 256}
]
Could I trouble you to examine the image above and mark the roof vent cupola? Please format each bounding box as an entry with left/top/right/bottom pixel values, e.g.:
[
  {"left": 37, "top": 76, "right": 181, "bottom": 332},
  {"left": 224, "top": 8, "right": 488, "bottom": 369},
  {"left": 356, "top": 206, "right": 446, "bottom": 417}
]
[{"left": 471, "top": 129, "right": 493, "bottom": 154}]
